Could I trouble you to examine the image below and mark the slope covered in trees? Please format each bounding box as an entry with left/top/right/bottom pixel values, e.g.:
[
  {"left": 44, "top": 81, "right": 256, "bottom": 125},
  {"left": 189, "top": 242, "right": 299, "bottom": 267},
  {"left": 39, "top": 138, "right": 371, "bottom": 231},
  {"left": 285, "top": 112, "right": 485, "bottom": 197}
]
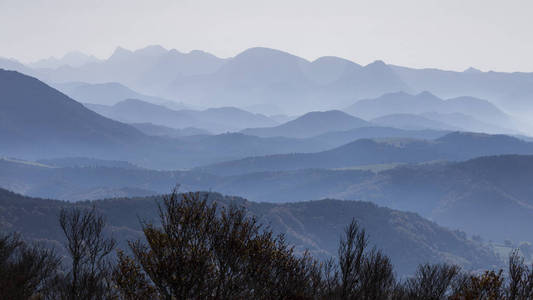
[
  {"left": 3, "top": 155, "right": 533, "bottom": 243},
  {"left": 0, "top": 187, "right": 498, "bottom": 275}
]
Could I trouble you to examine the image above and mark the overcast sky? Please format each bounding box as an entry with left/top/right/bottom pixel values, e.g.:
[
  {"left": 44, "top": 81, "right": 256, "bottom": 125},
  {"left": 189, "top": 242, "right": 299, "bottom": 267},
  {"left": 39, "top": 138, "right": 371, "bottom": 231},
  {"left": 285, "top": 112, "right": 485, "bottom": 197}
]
[{"left": 1, "top": 0, "right": 532, "bottom": 72}]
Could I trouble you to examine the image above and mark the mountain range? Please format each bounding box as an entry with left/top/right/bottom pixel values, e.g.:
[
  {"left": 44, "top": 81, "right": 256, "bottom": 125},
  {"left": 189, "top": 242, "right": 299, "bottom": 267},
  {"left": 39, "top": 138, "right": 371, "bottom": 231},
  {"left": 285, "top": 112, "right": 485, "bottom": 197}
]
[
  {"left": 28, "top": 51, "right": 100, "bottom": 69},
  {"left": 390, "top": 65, "right": 533, "bottom": 116},
  {"left": 241, "top": 110, "right": 370, "bottom": 138},
  {"left": 345, "top": 91, "right": 514, "bottom": 133},
  {"left": 2, "top": 45, "right": 533, "bottom": 121},
  {"left": 161, "top": 49, "right": 411, "bottom": 113},
  {"left": 2, "top": 43, "right": 533, "bottom": 278},
  {"left": 0, "top": 69, "right": 144, "bottom": 154},
  {"left": 0, "top": 69, "right": 456, "bottom": 169},
  {"left": 207, "top": 155, "right": 533, "bottom": 243},
  {"left": 85, "top": 99, "right": 278, "bottom": 133},
  {"left": 52, "top": 81, "right": 187, "bottom": 108},
  {"left": 199, "top": 132, "right": 533, "bottom": 175},
  {"left": 3, "top": 151, "right": 533, "bottom": 243}
]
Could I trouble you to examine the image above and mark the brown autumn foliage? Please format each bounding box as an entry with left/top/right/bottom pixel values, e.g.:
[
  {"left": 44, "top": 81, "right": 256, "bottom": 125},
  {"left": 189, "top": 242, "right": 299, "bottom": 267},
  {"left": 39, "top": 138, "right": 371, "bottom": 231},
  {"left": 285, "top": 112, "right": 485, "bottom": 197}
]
[{"left": 3, "top": 189, "right": 533, "bottom": 299}]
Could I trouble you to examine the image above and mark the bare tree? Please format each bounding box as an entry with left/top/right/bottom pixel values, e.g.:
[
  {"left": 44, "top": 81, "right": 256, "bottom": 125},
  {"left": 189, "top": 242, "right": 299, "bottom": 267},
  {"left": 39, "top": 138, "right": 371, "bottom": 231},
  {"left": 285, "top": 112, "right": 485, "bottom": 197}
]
[
  {"left": 405, "top": 263, "right": 460, "bottom": 300},
  {"left": 506, "top": 250, "right": 533, "bottom": 300},
  {"left": 52, "top": 206, "right": 116, "bottom": 300},
  {"left": 338, "top": 219, "right": 368, "bottom": 299}
]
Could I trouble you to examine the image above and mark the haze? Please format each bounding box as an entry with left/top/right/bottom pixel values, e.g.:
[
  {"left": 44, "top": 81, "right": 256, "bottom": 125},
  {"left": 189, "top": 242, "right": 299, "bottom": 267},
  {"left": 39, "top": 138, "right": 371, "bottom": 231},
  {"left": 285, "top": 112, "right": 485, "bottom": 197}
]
[{"left": 1, "top": 0, "right": 533, "bottom": 72}]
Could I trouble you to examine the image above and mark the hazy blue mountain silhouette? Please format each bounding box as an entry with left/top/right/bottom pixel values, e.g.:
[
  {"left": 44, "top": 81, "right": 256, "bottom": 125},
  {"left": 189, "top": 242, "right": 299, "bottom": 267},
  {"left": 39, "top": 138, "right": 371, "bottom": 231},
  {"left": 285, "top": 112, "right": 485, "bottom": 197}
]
[
  {"left": 29, "top": 45, "right": 227, "bottom": 96},
  {"left": 308, "top": 127, "right": 448, "bottom": 148},
  {"left": 345, "top": 91, "right": 514, "bottom": 131},
  {"left": 53, "top": 81, "right": 186, "bottom": 107},
  {"left": 0, "top": 69, "right": 217, "bottom": 168},
  {"left": 86, "top": 98, "right": 278, "bottom": 133},
  {"left": 420, "top": 112, "right": 512, "bottom": 133},
  {"left": 5, "top": 45, "right": 533, "bottom": 121},
  {"left": 199, "top": 132, "right": 533, "bottom": 175},
  {"left": 166, "top": 47, "right": 411, "bottom": 113},
  {"left": 130, "top": 123, "right": 210, "bottom": 137},
  {"left": 5, "top": 152, "right": 533, "bottom": 244},
  {"left": 371, "top": 114, "right": 459, "bottom": 131},
  {"left": 0, "top": 69, "right": 144, "bottom": 152},
  {"left": 371, "top": 112, "right": 512, "bottom": 134},
  {"left": 4, "top": 71, "right": 439, "bottom": 169},
  {"left": 29, "top": 51, "right": 100, "bottom": 69},
  {"left": 206, "top": 155, "right": 533, "bottom": 242},
  {"left": 36, "top": 157, "right": 140, "bottom": 169},
  {"left": 7, "top": 46, "right": 410, "bottom": 114},
  {"left": 241, "top": 110, "right": 371, "bottom": 138},
  {"left": 0, "top": 57, "right": 36, "bottom": 76},
  {"left": 390, "top": 65, "right": 533, "bottom": 116}
]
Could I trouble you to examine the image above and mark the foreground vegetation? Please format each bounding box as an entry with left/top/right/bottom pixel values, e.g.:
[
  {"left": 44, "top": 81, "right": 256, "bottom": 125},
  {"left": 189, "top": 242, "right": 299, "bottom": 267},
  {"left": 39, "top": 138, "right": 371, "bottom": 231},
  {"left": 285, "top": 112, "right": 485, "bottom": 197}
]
[{"left": 1, "top": 191, "right": 533, "bottom": 299}]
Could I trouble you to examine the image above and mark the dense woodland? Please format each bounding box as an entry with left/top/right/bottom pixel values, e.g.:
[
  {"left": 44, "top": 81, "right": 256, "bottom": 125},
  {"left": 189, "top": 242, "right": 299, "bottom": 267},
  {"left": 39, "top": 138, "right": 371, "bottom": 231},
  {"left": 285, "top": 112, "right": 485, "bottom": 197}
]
[
  {"left": 2, "top": 190, "right": 533, "bottom": 299},
  {"left": 0, "top": 187, "right": 499, "bottom": 276}
]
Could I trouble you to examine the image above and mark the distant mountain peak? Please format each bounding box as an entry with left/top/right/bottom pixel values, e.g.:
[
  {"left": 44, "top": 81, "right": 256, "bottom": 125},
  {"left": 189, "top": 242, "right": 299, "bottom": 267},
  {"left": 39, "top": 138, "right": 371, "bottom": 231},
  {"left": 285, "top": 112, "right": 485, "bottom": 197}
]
[
  {"left": 437, "top": 131, "right": 522, "bottom": 144},
  {"left": 365, "top": 60, "right": 388, "bottom": 68},
  {"left": 29, "top": 51, "right": 99, "bottom": 69},
  {"left": 189, "top": 49, "right": 208, "bottom": 55},
  {"left": 235, "top": 47, "right": 307, "bottom": 62},
  {"left": 109, "top": 47, "right": 133, "bottom": 60},
  {"left": 416, "top": 91, "right": 438, "bottom": 98},
  {"left": 312, "top": 56, "right": 361, "bottom": 67},
  {"left": 241, "top": 109, "right": 370, "bottom": 138},
  {"left": 383, "top": 91, "right": 411, "bottom": 98},
  {"left": 134, "top": 45, "right": 168, "bottom": 56},
  {"left": 464, "top": 67, "right": 482, "bottom": 73},
  {"left": 301, "top": 109, "right": 352, "bottom": 118}
]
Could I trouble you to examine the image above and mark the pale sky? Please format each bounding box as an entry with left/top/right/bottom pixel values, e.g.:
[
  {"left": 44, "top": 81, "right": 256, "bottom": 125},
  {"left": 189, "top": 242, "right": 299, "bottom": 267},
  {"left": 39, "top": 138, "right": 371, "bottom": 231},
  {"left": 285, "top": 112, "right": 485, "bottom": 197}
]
[{"left": 1, "top": 0, "right": 532, "bottom": 72}]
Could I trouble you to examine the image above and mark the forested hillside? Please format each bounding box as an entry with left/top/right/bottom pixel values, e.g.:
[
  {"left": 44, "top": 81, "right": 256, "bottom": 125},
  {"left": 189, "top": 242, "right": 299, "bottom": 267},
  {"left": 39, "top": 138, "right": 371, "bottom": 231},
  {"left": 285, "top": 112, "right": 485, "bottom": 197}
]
[{"left": 0, "top": 188, "right": 499, "bottom": 275}]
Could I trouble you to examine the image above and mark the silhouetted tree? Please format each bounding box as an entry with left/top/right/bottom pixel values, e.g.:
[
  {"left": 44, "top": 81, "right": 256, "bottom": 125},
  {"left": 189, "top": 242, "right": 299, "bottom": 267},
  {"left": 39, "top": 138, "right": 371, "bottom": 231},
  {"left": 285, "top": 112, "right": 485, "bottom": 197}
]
[
  {"left": 338, "top": 220, "right": 368, "bottom": 299},
  {"left": 506, "top": 250, "right": 533, "bottom": 299},
  {"left": 0, "top": 233, "right": 60, "bottom": 299},
  {"left": 114, "top": 191, "right": 322, "bottom": 299},
  {"left": 404, "top": 263, "right": 460, "bottom": 300},
  {"left": 50, "top": 206, "right": 116, "bottom": 300},
  {"left": 450, "top": 270, "right": 504, "bottom": 299},
  {"left": 323, "top": 219, "right": 396, "bottom": 300}
]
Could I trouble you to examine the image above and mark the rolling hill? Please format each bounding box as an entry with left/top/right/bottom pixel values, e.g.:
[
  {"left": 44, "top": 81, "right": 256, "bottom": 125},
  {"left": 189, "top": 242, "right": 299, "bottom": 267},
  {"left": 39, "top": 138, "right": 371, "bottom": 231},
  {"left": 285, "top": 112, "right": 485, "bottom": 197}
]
[
  {"left": 0, "top": 70, "right": 288, "bottom": 168},
  {"left": 345, "top": 91, "right": 513, "bottom": 131},
  {"left": 6, "top": 71, "right": 440, "bottom": 169},
  {"left": 207, "top": 155, "right": 533, "bottom": 243},
  {"left": 4, "top": 152, "right": 533, "bottom": 243},
  {"left": 199, "top": 132, "right": 533, "bottom": 175},
  {"left": 130, "top": 123, "right": 210, "bottom": 137},
  {"left": 86, "top": 99, "right": 278, "bottom": 133},
  {"left": 390, "top": 65, "right": 533, "bottom": 116},
  {"left": 0, "top": 188, "right": 499, "bottom": 275},
  {"left": 53, "top": 81, "right": 187, "bottom": 107},
  {"left": 371, "top": 114, "right": 459, "bottom": 131},
  {"left": 307, "top": 126, "right": 448, "bottom": 148},
  {"left": 241, "top": 110, "right": 371, "bottom": 138},
  {"left": 0, "top": 69, "right": 145, "bottom": 155}
]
